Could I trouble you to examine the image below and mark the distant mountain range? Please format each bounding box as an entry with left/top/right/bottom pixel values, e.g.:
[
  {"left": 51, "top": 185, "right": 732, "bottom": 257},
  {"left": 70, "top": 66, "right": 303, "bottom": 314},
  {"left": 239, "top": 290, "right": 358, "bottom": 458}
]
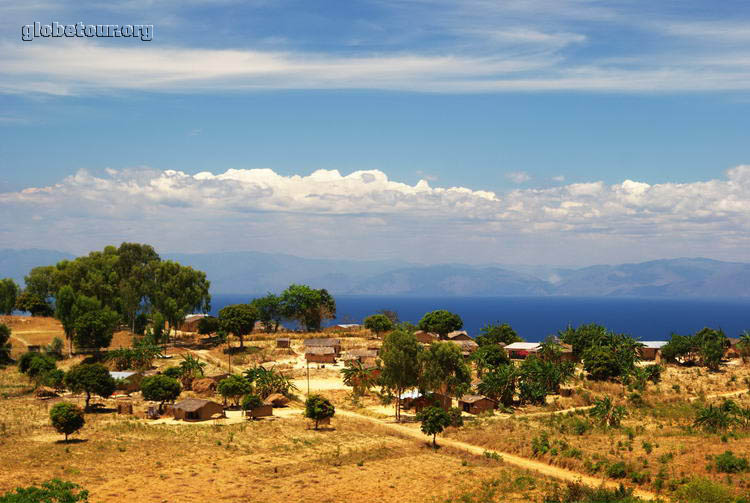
[{"left": 2, "top": 248, "right": 749, "bottom": 298}]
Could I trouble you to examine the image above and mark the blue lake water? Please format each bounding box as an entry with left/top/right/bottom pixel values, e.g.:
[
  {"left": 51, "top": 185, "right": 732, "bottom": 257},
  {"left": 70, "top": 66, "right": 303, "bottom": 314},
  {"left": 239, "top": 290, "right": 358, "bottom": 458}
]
[{"left": 211, "top": 295, "right": 750, "bottom": 342}]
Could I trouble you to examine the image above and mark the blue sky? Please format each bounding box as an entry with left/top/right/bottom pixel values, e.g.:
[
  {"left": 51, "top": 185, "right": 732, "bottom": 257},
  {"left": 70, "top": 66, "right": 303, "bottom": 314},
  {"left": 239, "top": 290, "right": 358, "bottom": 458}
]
[{"left": 1, "top": 1, "right": 749, "bottom": 265}]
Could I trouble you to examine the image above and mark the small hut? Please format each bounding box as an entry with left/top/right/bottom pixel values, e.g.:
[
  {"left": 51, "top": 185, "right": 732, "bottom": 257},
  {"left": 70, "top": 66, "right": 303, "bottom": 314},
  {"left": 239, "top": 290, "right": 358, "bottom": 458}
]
[
  {"left": 414, "top": 331, "right": 439, "bottom": 344},
  {"left": 303, "top": 338, "right": 342, "bottom": 356},
  {"left": 459, "top": 395, "right": 496, "bottom": 415},
  {"left": 179, "top": 314, "right": 208, "bottom": 333},
  {"left": 344, "top": 349, "right": 379, "bottom": 366},
  {"left": 446, "top": 330, "right": 472, "bottom": 341},
  {"left": 638, "top": 341, "right": 667, "bottom": 361},
  {"left": 305, "top": 346, "right": 337, "bottom": 364},
  {"left": 504, "top": 342, "right": 541, "bottom": 359},
  {"left": 276, "top": 338, "right": 291, "bottom": 349},
  {"left": 449, "top": 339, "right": 479, "bottom": 356},
  {"left": 172, "top": 398, "right": 225, "bottom": 421}
]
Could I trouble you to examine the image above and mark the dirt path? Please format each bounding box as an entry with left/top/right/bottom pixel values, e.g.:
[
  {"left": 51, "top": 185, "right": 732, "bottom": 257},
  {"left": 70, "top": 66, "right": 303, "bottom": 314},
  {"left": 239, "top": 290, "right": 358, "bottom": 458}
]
[{"left": 333, "top": 408, "right": 662, "bottom": 500}]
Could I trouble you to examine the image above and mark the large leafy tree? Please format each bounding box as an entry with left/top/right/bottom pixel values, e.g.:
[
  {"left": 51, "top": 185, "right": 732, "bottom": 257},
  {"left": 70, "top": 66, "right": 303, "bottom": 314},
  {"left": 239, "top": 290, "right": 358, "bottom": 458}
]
[
  {"left": 55, "top": 286, "right": 77, "bottom": 357},
  {"left": 478, "top": 364, "right": 517, "bottom": 407},
  {"left": 558, "top": 323, "right": 609, "bottom": 359},
  {"left": 419, "top": 342, "right": 471, "bottom": 399},
  {"left": 363, "top": 314, "right": 394, "bottom": 338},
  {"left": 472, "top": 344, "right": 510, "bottom": 377},
  {"left": 141, "top": 375, "right": 182, "bottom": 412},
  {"left": 64, "top": 364, "right": 116, "bottom": 410},
  {"left": 379, "top": 328, "right": 422, "bottom": 421},
  {"left": 251, "top": 294, "right": 284, "bottom": 333},
  {"left": 73, "top": 308, "right": 119, "bottom": 352},
  {"left": 476, "top": 322, "right": 522, "bottom": 346},
  {"left": 280, "top": 284, "right": 336, "bottom": 331},
  {"left": 341, "top": 360, "right": 379, "bottom": 396},
  {"left": 152, "top": 260, "right": 211, "bottom": 339},
  {"left": 0, "top": 278, "right": 19, "bottom": 315},
  {"left": 217, "top": 375, "right": 252, "bottom": 406},
  {"left": 304, "top": 394, "right": 335, "bottom": 430},
  {"left": 14, "top": 291, "right": 53, "bottom": 317},
  {"left": 417, "top": 310, "right": 463, "bottom": 338},
  {"left": 114, "top": 243, "right": 160, "bottom": 332},
  {"left": 218, "top": 304, "right": 257, "bottom": 348}
]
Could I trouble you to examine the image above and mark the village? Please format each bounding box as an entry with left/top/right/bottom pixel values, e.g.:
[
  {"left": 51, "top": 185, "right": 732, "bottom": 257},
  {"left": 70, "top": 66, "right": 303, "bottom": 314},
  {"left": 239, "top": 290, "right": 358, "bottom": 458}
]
[{"left": 2, "top": 308, "right": 750, "bottom": 503}]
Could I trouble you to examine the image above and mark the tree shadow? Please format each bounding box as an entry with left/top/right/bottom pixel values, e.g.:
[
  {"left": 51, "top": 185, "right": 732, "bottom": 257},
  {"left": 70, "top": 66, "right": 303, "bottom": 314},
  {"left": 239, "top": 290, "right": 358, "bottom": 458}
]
[{"left": 55, "top": 438, "right": 88, "bottom": 444}]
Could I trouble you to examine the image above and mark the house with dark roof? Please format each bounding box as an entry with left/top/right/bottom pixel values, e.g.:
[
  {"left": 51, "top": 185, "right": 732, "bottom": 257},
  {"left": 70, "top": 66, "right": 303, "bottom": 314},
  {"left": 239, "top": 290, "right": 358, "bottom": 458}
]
[
  {"left": 303, "top": 338, "right": 342, "bottom": 355},
  {"left": 458, "top": 395, "right": 496, "bottom": 415},
  {"left": 305, "top": 346, "right": 337, "bottom": 364},
  {"left": 171, "top": 398, "right": 224, "bottom": 421}
]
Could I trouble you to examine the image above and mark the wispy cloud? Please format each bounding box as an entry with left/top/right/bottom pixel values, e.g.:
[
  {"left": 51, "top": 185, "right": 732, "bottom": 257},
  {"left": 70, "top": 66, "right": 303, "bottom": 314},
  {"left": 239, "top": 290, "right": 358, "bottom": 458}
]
[{"left": 506, "top": 171, "right": 531, "bottom": 184}]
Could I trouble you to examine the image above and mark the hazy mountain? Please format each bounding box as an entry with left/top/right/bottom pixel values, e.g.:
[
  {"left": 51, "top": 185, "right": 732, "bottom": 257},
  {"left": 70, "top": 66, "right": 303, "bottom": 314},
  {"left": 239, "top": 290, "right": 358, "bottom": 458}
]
[{"left": 2, "top": 249, "right": 749, "bottom": 298}]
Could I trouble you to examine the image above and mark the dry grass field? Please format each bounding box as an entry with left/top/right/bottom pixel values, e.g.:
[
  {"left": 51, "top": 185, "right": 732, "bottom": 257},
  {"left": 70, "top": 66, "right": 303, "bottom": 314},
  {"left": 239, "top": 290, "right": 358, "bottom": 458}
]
[{"left": 3, "top": 315, "right": 750, "bottom": 502}]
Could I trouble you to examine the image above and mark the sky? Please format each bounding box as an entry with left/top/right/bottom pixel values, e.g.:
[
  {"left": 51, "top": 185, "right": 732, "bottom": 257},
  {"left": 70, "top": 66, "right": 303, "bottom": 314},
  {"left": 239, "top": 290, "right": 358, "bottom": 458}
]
[{"left": 0, "top": 0, "right": 749, "bottom": 266}]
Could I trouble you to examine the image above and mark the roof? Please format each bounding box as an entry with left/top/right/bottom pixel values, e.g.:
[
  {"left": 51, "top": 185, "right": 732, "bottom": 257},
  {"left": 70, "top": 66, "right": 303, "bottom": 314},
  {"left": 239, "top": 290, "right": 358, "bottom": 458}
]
[
  {"left": 504, "top": 342, "right": 541, "bottom": 351},
  {"left": 460, "top": 394, "right": 495, "bottom": 404},
  {"left": 276, "top": 337, "right": 291, "bottom": 342},
  {"left": 446, "top": 330, "right": 471, "bottom": 339},
  {"left": 184, "top": 314, "right": 208, "bottom": 322},
  {"left": 334, "top": 324, "right": 360, "bottom": 329},
  {"left": 305, "top": 346, "right": 336, "bottom": 355},
  {"left": 174, "top": 398, "right": 219, "bottom": 412},
  {"left": 347, "top": 349, "right": 378, "bottom": 358},
  {"left": 640, "top": 341, "right": 668, "bottom": 349},
  {"left": 110, "top": 371, "right": 138, "bottom": 380},
  {"left": 303, "top": 338, "right": 341, "bottom": 347},
  {"left": 398, "top": 390, "right": 422, "bottom": 400}
]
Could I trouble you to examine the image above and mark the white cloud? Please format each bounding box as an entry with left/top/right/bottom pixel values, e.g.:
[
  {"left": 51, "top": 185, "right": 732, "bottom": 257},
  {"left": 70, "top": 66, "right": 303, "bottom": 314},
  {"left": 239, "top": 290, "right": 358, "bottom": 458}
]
[
  {"left": 506, "top": 171, "right": 531, "bottom": 184},
  {"left": 2, "top": 165, "right": 749, "bottom": 264},
  {"left": 551, "top": 175, "right": 565, "bottom": 182}
]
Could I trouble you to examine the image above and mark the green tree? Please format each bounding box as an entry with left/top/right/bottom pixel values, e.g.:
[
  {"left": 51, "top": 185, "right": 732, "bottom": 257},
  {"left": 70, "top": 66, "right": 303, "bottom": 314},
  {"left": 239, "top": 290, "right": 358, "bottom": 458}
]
[
  {"left": 64, "top": 364, "right": 116, "bottom": 410},
  {"left": 241, "top": 394, "right": 264, "bottom": 415},
  {"left": 304, "top": 394, "right": 335, "bottom": 430},
  {"left": 217, "top": 375, "right": 252, "bottom": 406},
  {"left": 218, "top": 304, "right": 258, "bottom": 349},
  {"left": 341, "top": 360, "right": 379, "bottom": 396},
  {"left": 0, "top": 480, "right": 89, "bottom": 503},
  {"left": 416, "top": 405, "right": 452, "bottom": 448},
  {"left": 243, "top": 366, "right": 298, "bottom": 399},
  {"left": 140, "top": 375, "right": 181, "bottom": 412},
  {"left": 49, "top": 402, "right": 85, "bottom": 442},
  {"left": 14, "top": 291, "right": 53, "bottom": 317},
  {"left": 114, "top": 243, "right": 160, "bottom": 332},
  {"left": 695, "top": 327, "right": 727, "bottom": 371},
  {"left": 280, "top": 284, "right": 336, "bottom": 332},
  {"left": 0, "top": 323, "right": 12, "bottom": 364},
  {"left": 73, "top": 308, "right": 119, "bottom": 352},
  {"left": 152, "top": 260, "right": 211, "bottom": 339},
  {"left": 738, "top": 331, "right": 750, "bottom": 363},
  {"left": 558, "top": 323, "right": 609, "bottom": 359},
  {"left": 178, "top": 353, "right": 206, "bottom": 379},
  {"left": 477, "top": 364, "right": 517, "bottom": 407},
  {"left": 55, "top": 285, "right": 77, "bottom": 357},
  {"left": 472, "top": 344, "right": 510, "bottom": 377},
  {"left": 363, "top": 314, "right": 394, "bottom": 338},
  {"left": 379, "top": 328, "right": 422, "bottom": 421},
  {"left": 589, "top": 395, "right": 627, "bottom": 428},
  {"left": 0, "top": 278, "right": 19, "bottom": 315},
  {"left": 419, "top": 342, "right": 471, "bottom": 399},
  {"left": 251, "top": 294, "right": 284, "bottom": 332},
  {"left": 23, "top": 265, "right": 57, "bottom": 306},
  {"left": 476, "top": 322, "right": 521, "bottom": 346},
  {"left": 197, "top": 316, "right": 220, "bottom": 335},
  {"left": 18, "top": 352, "right": 57, "bottom": 383},
  {"left": 417, "top": 310, "right": 463, "bottom": 338}
]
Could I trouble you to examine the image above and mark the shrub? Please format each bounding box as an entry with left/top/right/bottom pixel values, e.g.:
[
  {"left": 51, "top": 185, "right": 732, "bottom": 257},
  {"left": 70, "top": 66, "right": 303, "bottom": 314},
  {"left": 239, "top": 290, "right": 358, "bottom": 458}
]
[
  {"left": 162, "top": 366, "right": 182, "bottom": 379},
  {"left": 304, "top": 394, "right": 335, "bottom": 430},
  {"left": 49, "top": 402, "right": 85, "bottom": 442},
  {"left": 531, "top": 431, "right": 551, "bottom": 456},
  {"left": 606, "top": 461, "right": 627, "bottom": 479},
  {"left": 542, "top": 482, "right": 640, "bottom": 503},
  {"left": 713, "top": 451, "right": 749, "bottom": 473},
  {"left": 63, "top": 364, "right": 116, "bottom": 410},
  {"left": 673, "top": 478, "right": 735, "bottom": 503},
  {"left": 0, "top": 479, "right": 89, "bottom": 502},
  {"left": 241, "top": 394, "right": 264, "bottom": 412}
]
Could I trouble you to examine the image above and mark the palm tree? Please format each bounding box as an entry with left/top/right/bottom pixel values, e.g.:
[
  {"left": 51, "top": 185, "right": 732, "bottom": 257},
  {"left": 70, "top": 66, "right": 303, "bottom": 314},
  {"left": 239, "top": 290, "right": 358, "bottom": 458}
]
[
  {"left": 341, "top": 361, "right": 378, "bottom": 396},
  {"left": 694, "top": 403, "right": 737, "bottom": 432},
  {"left": 179, "top": 354, "right": 206, "bottom": 380},
  {"left": 589, "top": 395, "right": 627, "bottom": 428},
  {"left": 737, "top": 331, "right": 750, "bottom": 363}
]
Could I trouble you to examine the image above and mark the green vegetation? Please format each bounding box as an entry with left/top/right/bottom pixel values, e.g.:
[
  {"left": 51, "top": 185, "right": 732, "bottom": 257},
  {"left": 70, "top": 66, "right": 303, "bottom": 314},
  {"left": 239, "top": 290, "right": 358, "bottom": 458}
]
[
  {"left": 363, "top": 313, "right": 394, "bottom": 338},
  {"left": 379, "top": 327, "right": 422, "bottom": 421},
  {"left": 543, "top": 482, "right": 644, "bottom": 503},
  {"left": 475, "top": 322, "right": 521, "bottom": 346},
  {"left": 217, "top": 374, "right": 252, "bottom": 406},
  {"left": 218, "top": 303, "right": 257, "bottom": 348},
  {"left": 589, "top": 396, "right": 627, "bottom": 428},
  {"left": 713, "top": 451, "right": 749, "bottom": 474},
  {"left": 417, "top": 310, "right": 463, "bottom": 337},
  {"left": 241, "top": 394, "right": 264, "bottom": 413},
  {"left": 0, "top": 278, "right": 19, "bottom": 316},
  {"left": 305, "top": 394, "right": 335, "bottom": 430},
  {"left": 0, "top": 480, "right": 89, "bottom": 503},
  {"left": 64, "top": 363, "right": 116, "bottom": 410},
  {"left": 279, "top": 284, "right": 336, "bottom": 332},
  {"left": 340, "top": 360, "right": 379, "bottom": 396},
  {"left": 416, "top": 405, "right": 452, "bottom": 448},
  {"left": 661, "top": 328, "right": 729, "bottom": 371},
  {"left": 419, "top": 341, "right": 471, "bottom": 399},
  {"left": 49, "top": 402, "right": 85, "bottom": 442},
  {"left": 250, "top": 294, "right": 284, "bottom": 333},
  {"left": 242, "top": 365, "right": 298, "bottom": 399},
  {"left": 140, "top": 375, "right": 182, "bottom": 411},
  {"left": 0, "top": 323, "right": 12, "bottom": 364}
]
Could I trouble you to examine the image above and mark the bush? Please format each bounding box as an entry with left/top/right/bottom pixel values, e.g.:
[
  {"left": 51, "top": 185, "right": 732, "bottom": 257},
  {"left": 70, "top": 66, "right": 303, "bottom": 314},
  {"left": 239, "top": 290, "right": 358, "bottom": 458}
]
[
  {"left": 606, "top": 461, "right": 628, "bottom": 479},
  {"left": 713, "top": 451, "right": 749, "bottom": 473},
  {"left": 542, "top": 482, "right": 641, "bottom": 503},
  {"left": 162, "top": 366, "right": 182, "bottom": 379},
  {"left": 305, "top": 394, "right": 335, "bottom": 430},
  {"left": 673, "top": 478, "right": 735, "bottom": 503},
  {"left": 49, "top": 402, "right": 85, "bottom": 442},
  {"left": 63, "top": 364, "right": 116, "bottom": 410},
  {"left": 531, "top": 431, "right": 551, "bottom": 456},
  {"left": 0, "top": 479, "right": 89, "bottom": 502},
  {"left": 45, "top": 337, "right": 65, "bottom": 360},
  {"left": 217, "top": 375, "right": 251, "bottom": 407},
  {"left": 41, "top": 369, "right": 65, "bottom": 390}
]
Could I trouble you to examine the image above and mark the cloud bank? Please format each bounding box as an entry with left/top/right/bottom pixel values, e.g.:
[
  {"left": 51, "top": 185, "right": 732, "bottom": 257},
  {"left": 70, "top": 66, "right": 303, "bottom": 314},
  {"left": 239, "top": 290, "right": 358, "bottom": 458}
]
[{"left": 2, "top": 166, "right": 749, "bottom": 265}]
